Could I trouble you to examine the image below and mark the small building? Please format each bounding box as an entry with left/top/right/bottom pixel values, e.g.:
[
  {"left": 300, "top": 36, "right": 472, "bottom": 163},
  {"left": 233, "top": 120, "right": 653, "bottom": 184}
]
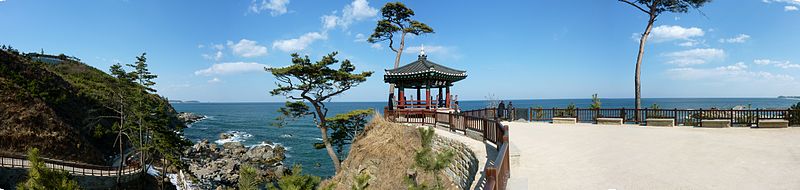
[{"left": 384, "top": 50, "right": 467, "bottom": 112}]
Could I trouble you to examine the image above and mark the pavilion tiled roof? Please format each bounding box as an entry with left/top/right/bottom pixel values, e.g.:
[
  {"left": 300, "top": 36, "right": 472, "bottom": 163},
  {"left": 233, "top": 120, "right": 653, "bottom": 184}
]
[{"left": 385, "top": 55, "right": 466, "bottom": 77}]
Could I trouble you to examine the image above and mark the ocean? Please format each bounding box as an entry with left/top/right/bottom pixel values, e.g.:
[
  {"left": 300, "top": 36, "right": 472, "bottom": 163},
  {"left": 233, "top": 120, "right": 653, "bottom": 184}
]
[{"left": 172, "top": 98, "right": 799, "bottom": 177}]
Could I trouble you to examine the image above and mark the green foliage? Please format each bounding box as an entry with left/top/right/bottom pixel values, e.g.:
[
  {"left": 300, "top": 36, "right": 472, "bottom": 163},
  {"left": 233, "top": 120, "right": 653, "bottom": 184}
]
[
  {"left": 619, "top": 0, "right": 712, "bottom": 16},
  {"left": 650, "top": 103, "right": 661, "bottom": 110},
  {"left": 555, "top": 103, "right": 577, "bottom": 117},
  {"left": 126, "top": 53, "right": 157, "bottom": 93},
  {"left": 267, "top": 164, "right": 321, "bottom": 190},
  {"left": 790, "top": 102, "right": 800, "bottom": 125},
  {"left": 16, "top": 148, "right": 81, "bottom": 190},
  {"left": 320, "top": 109, "right": 374, "bottom": 161},
  {"left": 238, "top": 165, "right": 261, "bottom": 190},
  {"left": 268, "top": 52, "right": 373, "bottom": 172},
  {"left": 590, "top": 94, "right": 601, "bottom": 109},
  {"left": 534, "top": 106, "right": 544, "bottom": 120},
  {"left": 368, "top": 2, "right": 434, "bottom": 52},
  {"left": 406, "top": 127, "right": 454, "bottom": 190},
  {"left": 351, "top": 171, "right": 371, "bottom": 190}
]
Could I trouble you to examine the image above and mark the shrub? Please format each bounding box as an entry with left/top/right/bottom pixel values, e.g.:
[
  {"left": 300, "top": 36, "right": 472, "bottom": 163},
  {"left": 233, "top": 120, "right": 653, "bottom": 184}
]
[
  {"left": 267, "top": 164, "right": 320, "bottom": 190},
  {"left": 589, "top": 94, "right": 601, "bottom": 109},
  {"left": 17, "top": 148, "right": 80, "bottom": 190},
  {"left": 790, "top": 102, "right": 800, "bottom": 126},
  {"left": 238, "top": 165, "right": 260, "bottom": 190}
]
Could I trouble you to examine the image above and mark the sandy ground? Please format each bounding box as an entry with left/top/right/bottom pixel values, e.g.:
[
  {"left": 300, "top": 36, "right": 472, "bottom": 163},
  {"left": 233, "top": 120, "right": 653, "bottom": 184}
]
[{"left": 504, "top": 122, "right": 800, "bottom": 190}]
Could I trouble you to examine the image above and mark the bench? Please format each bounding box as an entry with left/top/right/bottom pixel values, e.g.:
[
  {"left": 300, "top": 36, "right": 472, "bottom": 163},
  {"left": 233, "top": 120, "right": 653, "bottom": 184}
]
[
  {"left": 757, "top": 119, "right": 789, "bottom": 128},
  {"left": 700, "top": 119, "right": 730, "bottom": 128},
  {"left": 646, "top": 118, "right": 675, "bottom": 127},
  {"left": 596, "top": 118, "right": 623, "bottom": 125},
  {"left": 552, "top": 117, "right": 576, "bottom": 124}
]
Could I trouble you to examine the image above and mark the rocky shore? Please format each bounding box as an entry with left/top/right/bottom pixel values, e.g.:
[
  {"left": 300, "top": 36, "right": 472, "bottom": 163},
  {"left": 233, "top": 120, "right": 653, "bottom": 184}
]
[
  {"left": 178, "top": 112, "right": 207, "bottom": 124},
  {"left": 182, "top": 133, "right": 287, "bottom": 189}
]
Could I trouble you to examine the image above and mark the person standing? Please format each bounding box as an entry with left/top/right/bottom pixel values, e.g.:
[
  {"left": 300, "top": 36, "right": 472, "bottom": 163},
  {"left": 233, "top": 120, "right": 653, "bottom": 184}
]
[
  {"left": 508, "top": 101, "right": 514, "bottom": 121},
  {"left": 497, "top": 101, "right": 505, "bottom": 119}
]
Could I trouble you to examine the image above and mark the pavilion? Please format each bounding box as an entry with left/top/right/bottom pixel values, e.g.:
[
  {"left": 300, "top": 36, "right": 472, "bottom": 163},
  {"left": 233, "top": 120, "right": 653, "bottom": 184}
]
[{"left": 384, "top": 49, "right": 467, "bottom": 112}]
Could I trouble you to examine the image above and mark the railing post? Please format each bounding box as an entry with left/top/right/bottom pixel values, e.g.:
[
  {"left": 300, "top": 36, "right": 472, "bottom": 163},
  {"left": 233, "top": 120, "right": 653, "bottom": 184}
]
[
  {"left": 448, "top": 113, "right": 453, "bottom": 131},
  {"left": 483, "top": 119, "right": 488, "bottom": 141},
  {"left": 699, "top": 108, "right": 703, "bottom": 127},
  {"left": 486, "top": 167, "right": 497, "bottom": 190},
  {"left": 529, "top": 107, "right": 533, "bottom": 121}
]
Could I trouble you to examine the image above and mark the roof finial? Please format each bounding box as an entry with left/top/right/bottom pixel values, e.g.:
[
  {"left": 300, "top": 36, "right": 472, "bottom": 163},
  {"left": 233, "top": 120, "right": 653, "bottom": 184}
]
[{"left": 419, "top": 44, "right": 426, "bottom": 56}]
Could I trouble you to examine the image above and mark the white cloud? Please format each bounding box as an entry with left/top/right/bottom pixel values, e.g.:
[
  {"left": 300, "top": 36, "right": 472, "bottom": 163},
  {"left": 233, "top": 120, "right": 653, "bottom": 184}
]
[
  {"left": 208, "top": 77, "right": 221, "bottom": 83},
  {"left": 370, "top": 43, "right": 382, "bottom": 49},
  {"left": 249, "top": 0, "right": 290, "bottom": 16},
  {"left": 677, "top": 40, "right": 704, "bottom": 47},
  {"left": 637, "top": 25, "right": 705, "bottom": 43},
  {"left": 321, "top": 15, "right": 340, "bottom": 30},
  {"left": 763, "top": 0, "right": 800, "bottom": 5},
  {"left": 403, "top": 45, "right": 461, "bottom": 59},
  {"left": 753, "top": 59, "right": 800, "bottom": 68},
  {"left": 212, "top": 44, "right": 224, "bottom": 51},
  {"left": 227, "top": 39, "right": 268, "bottom": 58},
  {"left": 342, "top": 0, "right": 378, "bottom": 24},
  {"left": 202, "top": 51, "right": 223, "bottom": 61},
  {"left": 354, "top": 33, "right": 368, "bottom": 42},
  {"left": 664, "top": 48, "right": 725, "bottom": 66},
  {"left": 776, "top": 62, "right": 800, "bottom": 69},
  {"left": 667, "top": 62, "right": 794, "bottom": 81},
  {"left": 754, "top": 59, "right": 777, "bottom": 65},
  {"left": 786, "top": 5, "right": 799, "bottom": 11},
  {"left": 272, "top": 32, "right": 328, "bottom": 52},
  {"left": 320, "top": 0, "right": 378, "bottom": 30},
  {"left": 197, "top": 44, "right": 205, "bottom": 48},
  {"left": 194, "top": 62, "right": 270, "bottom": 76},
  {"left": 719, "top": 34, "right": 751, "bottom": 43}
]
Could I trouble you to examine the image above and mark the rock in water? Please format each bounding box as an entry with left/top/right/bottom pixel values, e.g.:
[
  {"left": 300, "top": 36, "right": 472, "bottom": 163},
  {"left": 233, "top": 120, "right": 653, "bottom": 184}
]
[
  {"left": 184, "top": 139, "right": 286, "bottom": 189},
  {"left": 178, "top": 112, "right": 206, "bottom": 124}
]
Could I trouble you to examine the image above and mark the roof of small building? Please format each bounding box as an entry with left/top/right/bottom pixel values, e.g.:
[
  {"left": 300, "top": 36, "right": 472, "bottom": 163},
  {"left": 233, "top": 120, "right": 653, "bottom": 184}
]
[
  {"left": 385, "top": 55, "right": 466, "bottom": 77},
  {"left": 384, "top": 54, "right": 467, "bottom": 87}
]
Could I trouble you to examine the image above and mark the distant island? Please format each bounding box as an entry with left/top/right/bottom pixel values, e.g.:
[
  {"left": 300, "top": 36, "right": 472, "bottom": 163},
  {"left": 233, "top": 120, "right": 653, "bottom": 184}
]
[
  {"left": 169, "top": 100, "right": 200, "bottom": 103},
  {"left": 778, "top": 96, "right": 800, "bottom": 99}
]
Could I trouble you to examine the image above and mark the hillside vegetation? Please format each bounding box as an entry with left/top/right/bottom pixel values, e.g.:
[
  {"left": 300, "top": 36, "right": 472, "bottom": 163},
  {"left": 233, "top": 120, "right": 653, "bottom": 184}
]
[
  {"left": 0, "top": 47, "right": 185, "bottom": 165},
  {"left": 320, "top": 116, "right": 460, "bottom": 190}
]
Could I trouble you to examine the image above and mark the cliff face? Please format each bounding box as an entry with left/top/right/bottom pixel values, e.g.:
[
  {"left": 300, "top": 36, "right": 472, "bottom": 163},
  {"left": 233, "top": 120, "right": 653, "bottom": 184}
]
[
  {"left": 0, "top": 49, "right": 182, "bottom": 164},
  {"left": 321, "top": 116, "right": 478, "bottom": 190}
]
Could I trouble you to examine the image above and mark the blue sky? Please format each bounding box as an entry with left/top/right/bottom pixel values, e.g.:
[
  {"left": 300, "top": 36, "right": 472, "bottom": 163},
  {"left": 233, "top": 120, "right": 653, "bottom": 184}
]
[{"left": 2, "top": 0, "right": 799, "bottom": 102}]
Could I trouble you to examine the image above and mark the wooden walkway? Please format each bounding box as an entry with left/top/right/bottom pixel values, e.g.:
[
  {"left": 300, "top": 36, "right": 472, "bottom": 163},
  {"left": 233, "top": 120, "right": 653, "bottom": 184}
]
[{"left": 0, "top": 154, "right": 141, "bottom": 177}]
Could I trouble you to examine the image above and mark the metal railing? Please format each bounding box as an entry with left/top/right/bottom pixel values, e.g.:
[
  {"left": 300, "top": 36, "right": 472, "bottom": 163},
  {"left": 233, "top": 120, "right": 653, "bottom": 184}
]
[
  {"left": 0, "top": 152, "right": 141, "bottom": 177},
  {"left": 385, "top": 109, "right": 511, "bottom": 190},
  {"left": 479, "top": 107, "right": 798, "bottom": 127}
]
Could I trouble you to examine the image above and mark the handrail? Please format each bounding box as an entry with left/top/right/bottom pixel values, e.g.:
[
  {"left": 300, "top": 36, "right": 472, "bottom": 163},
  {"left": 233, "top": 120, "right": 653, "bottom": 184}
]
[
  {"left": 0, "top": 152, "right": 142, "bottom": 177},
  {"left": 385, "top": 108, "right": 511, "bottom": 190},
  {"left": 489, "top": 107, "right": 798, "bottom": 127}
]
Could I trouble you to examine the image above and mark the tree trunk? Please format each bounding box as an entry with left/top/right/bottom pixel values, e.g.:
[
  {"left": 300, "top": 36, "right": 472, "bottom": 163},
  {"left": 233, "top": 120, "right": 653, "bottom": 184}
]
[
  {"left": 310, "top": 102, "right": 342, "bottom": 173},
  {"left": 635, "top": 14, "right": 656, "bottom": 121},
  {"left": 319, "top": 124, "right": 342, "bottom": 172},
  {"left": 388, "top": 32, "right": 408, "bottom": 97}
]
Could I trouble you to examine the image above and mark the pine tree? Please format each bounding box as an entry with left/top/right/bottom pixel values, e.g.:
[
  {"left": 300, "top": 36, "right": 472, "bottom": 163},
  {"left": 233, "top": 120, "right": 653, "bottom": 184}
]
[{"left": 16, "top": 148, "right": 81, "bottom": 190}]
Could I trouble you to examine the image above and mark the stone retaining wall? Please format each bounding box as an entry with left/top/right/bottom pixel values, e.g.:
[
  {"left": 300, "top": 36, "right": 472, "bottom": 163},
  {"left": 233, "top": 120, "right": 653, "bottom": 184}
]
[{"left": 433, "top": 136, "right": 479, "bottom": 190}]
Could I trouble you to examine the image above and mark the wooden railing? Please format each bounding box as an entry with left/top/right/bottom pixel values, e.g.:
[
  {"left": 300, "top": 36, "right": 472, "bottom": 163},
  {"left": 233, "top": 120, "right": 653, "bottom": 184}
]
[
  {"left": 480, "top": 107, "right": 799, "bottom": 127},
  {"left": 0, "top": 152, "right": 141, "bottom": 177},
  {"left": 385, "top": 109, "right": 511, "bottom": 190}
]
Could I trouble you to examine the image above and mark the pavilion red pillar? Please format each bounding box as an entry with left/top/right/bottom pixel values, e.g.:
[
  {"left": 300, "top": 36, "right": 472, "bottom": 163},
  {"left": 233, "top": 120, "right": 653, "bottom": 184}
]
[
  {"left": 445, "top": 86, "right": 451, "bottom": 108},
  {"left": 398, "top": 87, "right": 405, "bottom": 109},
  {"left": 426, "top": 86, "right": 431, "bottom": 109}
]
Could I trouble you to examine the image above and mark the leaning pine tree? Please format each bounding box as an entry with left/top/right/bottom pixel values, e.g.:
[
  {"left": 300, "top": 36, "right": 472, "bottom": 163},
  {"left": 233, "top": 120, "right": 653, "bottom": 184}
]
[
  {"left": 368, "top": 2, "right": 433, "bottom": 105},
  {"left": 267, "top": 52, "right": 373, "bottom": 173},
  {"left": 618, "top": 0, "right": 712, "bottom": 116}
]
